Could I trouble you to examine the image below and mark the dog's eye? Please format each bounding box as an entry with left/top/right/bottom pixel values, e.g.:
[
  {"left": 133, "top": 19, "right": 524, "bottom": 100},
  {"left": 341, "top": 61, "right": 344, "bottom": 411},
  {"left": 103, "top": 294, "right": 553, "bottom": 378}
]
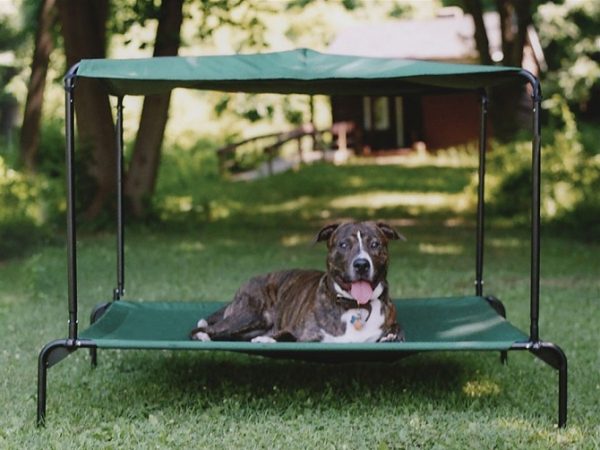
[
  {"left": 338, "top": 240, "right": 349, "bottom": 250},
  {"left": 370, "top": 240, "right": 381, "bottom": 250}
]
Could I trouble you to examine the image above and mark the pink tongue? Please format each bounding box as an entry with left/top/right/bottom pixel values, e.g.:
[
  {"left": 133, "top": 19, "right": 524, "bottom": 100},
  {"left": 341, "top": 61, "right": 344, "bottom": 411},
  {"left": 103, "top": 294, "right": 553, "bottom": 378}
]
[{"left": 350, "top": 281, "right": 373, "bottom": 305}]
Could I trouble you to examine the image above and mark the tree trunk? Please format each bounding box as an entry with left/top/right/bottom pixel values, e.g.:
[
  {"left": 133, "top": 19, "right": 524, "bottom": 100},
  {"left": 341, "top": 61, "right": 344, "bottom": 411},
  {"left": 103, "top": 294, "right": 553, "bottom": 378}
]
[
  {"left": 496, "top": 0, "right": 532, "bottom": 67},
  {"left": 493, "top": 0, "right": 533, "bottom": 139},
  {"left": 124, "top": 0, "right": 184, "bottom": 218},
  {"left": 463, "top": 0, "right": 492, "bottom": 65},
  {"left": 20, "top": 0, "right": 57, "bottom": 172},
  {"left": 57, "top": 0, "right": 116, "bottom": 219}
]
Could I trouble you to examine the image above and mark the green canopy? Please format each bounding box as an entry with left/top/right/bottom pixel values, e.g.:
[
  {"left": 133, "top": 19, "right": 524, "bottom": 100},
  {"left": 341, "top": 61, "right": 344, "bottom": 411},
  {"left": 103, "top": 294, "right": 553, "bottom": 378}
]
[{"left": 75, "top": 48, "right": 525, "bottom": 96}]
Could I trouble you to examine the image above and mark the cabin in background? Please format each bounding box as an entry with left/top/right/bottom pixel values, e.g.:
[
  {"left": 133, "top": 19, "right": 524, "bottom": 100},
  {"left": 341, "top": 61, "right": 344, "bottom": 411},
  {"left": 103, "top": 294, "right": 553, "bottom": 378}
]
[{"left": 327, "top": 8, "right": 546, "bottom": 153}]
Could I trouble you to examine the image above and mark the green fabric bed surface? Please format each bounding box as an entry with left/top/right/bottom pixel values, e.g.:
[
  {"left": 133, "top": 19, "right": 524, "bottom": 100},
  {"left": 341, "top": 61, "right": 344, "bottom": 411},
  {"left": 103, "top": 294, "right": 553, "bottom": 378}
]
[{"left": 79, "top": 297, "right": 528, "bottom": 352}]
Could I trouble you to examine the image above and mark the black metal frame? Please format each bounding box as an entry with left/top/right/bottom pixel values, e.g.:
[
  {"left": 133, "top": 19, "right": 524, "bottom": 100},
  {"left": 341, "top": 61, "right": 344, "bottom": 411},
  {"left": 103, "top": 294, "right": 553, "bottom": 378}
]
[{"left": 36, "top": 64, "right": 567, "bottom": 428}]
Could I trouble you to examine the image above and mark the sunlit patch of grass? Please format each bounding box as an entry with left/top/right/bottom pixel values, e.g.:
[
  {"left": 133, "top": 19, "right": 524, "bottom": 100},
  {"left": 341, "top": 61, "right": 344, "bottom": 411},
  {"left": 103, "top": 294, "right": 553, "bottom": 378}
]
[
  {"left": 344, "top": 175, "right": 365, "bottom": 187},
  {"left": 280, "top": 233, "right": 312, "bottom": 247},
  {"left": 329, "top": 191, "right": 470, "bottom": 213},
  {"left": 418, "top": 243, "right": 464, "bottom": 255},
  {"left": 352, "top": 146, "right": 479, "bottom": 169},
  {"left": 176, "top": 241, "right": 206, "bottom": 252},
  {"left": 162, "top": 195, "right": 194, "bottom": 213},
  {"left": 258, "top": 196, "right": 312, "bottom": 214},
  {"left": 488, "top": 237, "right": 526, "bottom": 249},
  {"left": 462, "top": 379, "right": 501, "bottom": 398}
]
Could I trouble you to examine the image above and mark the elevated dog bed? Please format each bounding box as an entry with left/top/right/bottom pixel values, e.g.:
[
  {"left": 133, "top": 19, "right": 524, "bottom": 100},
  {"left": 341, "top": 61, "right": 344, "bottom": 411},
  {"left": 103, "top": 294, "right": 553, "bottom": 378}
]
[
  {"left": 79, "top": 297, "right": 527, "bottom": 353},
  {"left": 37, "top": 49, "right": 566, "bottom": 427}
]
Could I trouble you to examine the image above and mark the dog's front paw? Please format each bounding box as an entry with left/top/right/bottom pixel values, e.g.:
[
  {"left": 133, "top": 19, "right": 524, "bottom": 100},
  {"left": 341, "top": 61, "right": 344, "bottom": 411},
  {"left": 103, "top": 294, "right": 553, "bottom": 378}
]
[
  {"left": 190, "top": 318, "right": 211, "bottom": 341},
  {"left": 251, "top": 336, "right": 277, "bottom": 344},
  {"left": 379, "top": 331, "right": 405, "bottom": 342},
  {"left": 191, "top": 331, "right": 211, "bottom": 342}
]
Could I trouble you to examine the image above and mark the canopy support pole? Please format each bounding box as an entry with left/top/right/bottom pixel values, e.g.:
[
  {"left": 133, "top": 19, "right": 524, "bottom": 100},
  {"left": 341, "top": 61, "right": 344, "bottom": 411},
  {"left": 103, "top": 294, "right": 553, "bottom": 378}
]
[
  {"left": 475, "top": 89, "right": 488, "bottom": 296},
  {"left": 530, "top": 79, "right": 542, "bottom": 343},
  {"left": 64, "top": 63, "right": 79, "bottom": 342},
  {"left": 520, "top": 70, "right": 542, "bottom": 342},
  {"left": 114, "top": 97, "right": 125, "bottom": 300}
]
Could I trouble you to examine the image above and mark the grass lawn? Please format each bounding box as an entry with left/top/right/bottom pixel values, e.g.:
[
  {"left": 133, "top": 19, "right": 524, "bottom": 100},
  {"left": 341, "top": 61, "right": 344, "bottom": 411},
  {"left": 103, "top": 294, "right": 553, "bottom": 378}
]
[{"left": 1, "top": 155, "right": 598, "bottom": 448}]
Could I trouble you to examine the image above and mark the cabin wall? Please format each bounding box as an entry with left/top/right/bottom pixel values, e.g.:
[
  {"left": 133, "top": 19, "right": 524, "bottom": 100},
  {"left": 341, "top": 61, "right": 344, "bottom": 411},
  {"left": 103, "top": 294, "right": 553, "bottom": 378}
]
[
  {"left": 331, "top": 92, "right": 484, "bottom": 152},
  {"left": 420, "top": 92, "right": 480, "bottom": 149}
]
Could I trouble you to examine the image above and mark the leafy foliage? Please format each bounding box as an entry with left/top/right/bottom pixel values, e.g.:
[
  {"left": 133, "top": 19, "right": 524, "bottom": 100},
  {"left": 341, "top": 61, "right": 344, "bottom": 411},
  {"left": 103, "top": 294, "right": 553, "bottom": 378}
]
[
  {"left": 0, "top": 156, "right": 59, "bottom": 258},
  {"left": 484, "top": 96, "right": 600, "bottom": 234},
  {"left": 536, "top": 1, "right": 600, "bottom": 114}
]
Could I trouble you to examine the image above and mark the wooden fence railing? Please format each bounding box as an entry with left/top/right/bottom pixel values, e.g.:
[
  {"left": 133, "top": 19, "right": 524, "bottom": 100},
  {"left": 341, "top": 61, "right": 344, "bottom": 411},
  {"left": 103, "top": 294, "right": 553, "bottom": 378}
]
[{"left": 216, "top": 121, "right": 356, "bottom": 176}]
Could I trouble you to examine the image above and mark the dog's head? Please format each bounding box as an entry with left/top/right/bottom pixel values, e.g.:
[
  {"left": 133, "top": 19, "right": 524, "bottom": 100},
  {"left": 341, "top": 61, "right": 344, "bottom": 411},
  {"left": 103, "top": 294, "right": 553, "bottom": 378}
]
[{"left": 316, "top": 221, "right": 404, "bottom": 305}]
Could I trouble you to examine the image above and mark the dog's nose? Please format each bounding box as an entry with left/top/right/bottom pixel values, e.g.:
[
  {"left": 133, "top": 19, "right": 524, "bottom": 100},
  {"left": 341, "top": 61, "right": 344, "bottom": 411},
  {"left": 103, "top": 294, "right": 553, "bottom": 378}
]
[{"left": 353, "top": 258, "right": 370, "bottom": 274}]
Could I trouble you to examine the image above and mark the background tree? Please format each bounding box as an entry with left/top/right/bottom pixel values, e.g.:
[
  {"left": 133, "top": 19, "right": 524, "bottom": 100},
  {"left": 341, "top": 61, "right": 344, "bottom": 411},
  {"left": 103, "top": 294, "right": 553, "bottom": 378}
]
[
  {"left": 122, "top": 0, "right": 271, "bottom": 218},
  {"left": 461, "top": 0, "right": 533, "bottom": 138},
  {"left": 462, "top": 0, "right": 492, "bottom": 65},
  {"left": 0, "top": 6, "right": 24, "bottom": 149},
  {"left": 57, "top": 0, "right": 116, "bottom": 219},
  {"left": 19, "top": 0, "right": 57, "bottom": 172},
  {"left": 49, "top": 0, "right": 273, "bottom": 219},
  {"left": 124, "top": 0, "right": 184, "bottom": 218}
]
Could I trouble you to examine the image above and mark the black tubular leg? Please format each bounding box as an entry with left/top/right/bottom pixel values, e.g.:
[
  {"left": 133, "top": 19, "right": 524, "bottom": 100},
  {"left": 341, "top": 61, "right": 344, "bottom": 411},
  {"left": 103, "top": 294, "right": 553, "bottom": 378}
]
[
  {"left": 90, "top": 347, "right": 98, "bottom": 368},
  {"left": 530, "top": 87, "right": 542, "bottom": 342},
  {"left": 558, "top": 352, "right": 568, "bottom": 427},
  {"left": 37, "top": 349, "right": 49, "bottom": 426},
  {"left": 37, "top": 339, "right": 96, "bottom": 426},
  {"left": 39, "top": 63, "right": 82, "bottom": 427},
  {"left": 486, "top": 296, "right": 508, "bottom": 364},
  {"left": 88, "top": 302, "right": 111, "bottom": 367},
  {"left": 115, "top": 97, "right": 125, "bottom": 300},
  {"left": 64, "top": 65, "right": 79, "bottom": 341},
  {"left": 475, "top": 90, "right": 488, "bottom": 297},
  {"left": 512, "top": 341, "right": 568, "bottom": 427},
  {"left": 530, "top": 343, "right": 568, "bottom": 427},
  {"left": 519, "top": 70, "right": 542, "bottom": 342},
  {"left": 37, "top": 340, "right": 77, "bottom": 426}
]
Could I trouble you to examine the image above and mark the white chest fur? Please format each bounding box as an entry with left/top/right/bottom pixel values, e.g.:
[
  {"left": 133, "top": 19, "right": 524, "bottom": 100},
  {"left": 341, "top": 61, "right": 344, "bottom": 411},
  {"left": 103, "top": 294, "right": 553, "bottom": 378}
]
[{"left": 321, "top": 298, "right": 386, "bottom": 343}]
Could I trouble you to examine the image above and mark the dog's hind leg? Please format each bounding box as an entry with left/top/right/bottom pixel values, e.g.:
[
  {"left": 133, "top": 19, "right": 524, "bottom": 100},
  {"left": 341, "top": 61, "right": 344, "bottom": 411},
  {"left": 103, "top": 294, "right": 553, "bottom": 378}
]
[
  {"left": 193, "top": 293, "right": 272, "bottom": 341},
  {"left": 190, "top": 306, "right": 228, "bottom": 341},
  {"left": 191, "top": 281, "right": 274, "bottom": 341},
  {"left": 202, "top": 308, "right": 271, "bottom": 341},
  {"left": 202, "top": 305, "right": 228, "bottom": 326}
]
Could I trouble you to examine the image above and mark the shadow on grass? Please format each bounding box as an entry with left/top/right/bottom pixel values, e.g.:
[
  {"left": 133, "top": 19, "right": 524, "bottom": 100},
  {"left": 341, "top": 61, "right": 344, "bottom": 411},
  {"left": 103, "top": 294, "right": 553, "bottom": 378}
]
[
  {"left": 91, "top": 350, "right": 490, "bottom": 416},
  {"left": 154, "top": 162, "right": 477, "bottom": 233}
]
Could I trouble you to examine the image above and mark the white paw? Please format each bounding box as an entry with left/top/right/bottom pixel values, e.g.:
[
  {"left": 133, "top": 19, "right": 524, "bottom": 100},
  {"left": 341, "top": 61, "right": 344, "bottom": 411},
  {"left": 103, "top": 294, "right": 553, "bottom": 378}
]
[
  {"left": 191, "top": 331, "right": 211, "bottom": 342},
  {"left": 379, "top": 333, "right": 398, "bottom": 342},
  {"left": 251, "top": 336, "right": 277, "bottom": 344},
  {"left": 196, "top": 319, "right": 208, "bottom": 329}
]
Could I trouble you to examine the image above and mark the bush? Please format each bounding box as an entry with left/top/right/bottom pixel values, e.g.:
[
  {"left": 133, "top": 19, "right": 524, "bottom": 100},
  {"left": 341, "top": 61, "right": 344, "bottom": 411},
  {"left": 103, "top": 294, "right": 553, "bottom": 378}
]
[
  {"left": 153, "top": 138, "right": 222, "bottom": 225},
  {"left": 0, "top": 156, "right": 60, "bottom": 259},
  {"left": 484, "top": 95, "right": 600, "bottom": 234}
]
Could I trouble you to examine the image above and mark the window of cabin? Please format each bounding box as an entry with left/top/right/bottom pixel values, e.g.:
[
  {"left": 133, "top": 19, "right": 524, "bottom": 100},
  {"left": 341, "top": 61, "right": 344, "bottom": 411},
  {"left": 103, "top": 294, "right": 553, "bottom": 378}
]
[
  {"left": 363, "top": 97, "right": 390, "bottom": 131},
  {"left": 373, "top": 97, "right": 390, "bottom": 130},
  {"left": 395, "top": 96, "right": 405, "bottom": 147},
  {"left": 363, "top": 96, "right": 390, "bottom": 131},
  {"left": 362, "top": 96, "right": 372, "bottom": 130}
]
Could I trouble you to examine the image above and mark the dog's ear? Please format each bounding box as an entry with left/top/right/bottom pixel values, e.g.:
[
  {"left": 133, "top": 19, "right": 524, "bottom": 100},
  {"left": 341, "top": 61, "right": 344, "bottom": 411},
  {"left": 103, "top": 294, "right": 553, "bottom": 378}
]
[
  {"left": 377, "top": 222, "right": 406, "bottom": 241},
  {"left": 314, "top": 223, "right": 340, "bottom": 244}
]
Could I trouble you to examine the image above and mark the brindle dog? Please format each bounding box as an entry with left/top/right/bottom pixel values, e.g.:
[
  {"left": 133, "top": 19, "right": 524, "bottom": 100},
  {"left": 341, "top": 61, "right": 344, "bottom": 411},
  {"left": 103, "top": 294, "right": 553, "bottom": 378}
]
[{"left": 190, "top": 221, "right": 405, "bottom": 343}]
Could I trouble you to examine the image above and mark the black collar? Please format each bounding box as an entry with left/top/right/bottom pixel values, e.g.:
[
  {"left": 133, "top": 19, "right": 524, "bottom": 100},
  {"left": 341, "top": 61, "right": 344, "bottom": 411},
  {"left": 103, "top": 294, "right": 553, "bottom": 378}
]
[{"left": 335, "top": 295, "right": 372, "bottom": 320}]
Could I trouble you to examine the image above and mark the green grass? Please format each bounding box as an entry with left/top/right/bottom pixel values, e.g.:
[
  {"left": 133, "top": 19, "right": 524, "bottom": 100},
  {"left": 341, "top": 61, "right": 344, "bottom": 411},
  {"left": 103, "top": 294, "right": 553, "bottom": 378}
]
[{"left": 1, "top": 156, "right": 599, "bottom": 448}]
